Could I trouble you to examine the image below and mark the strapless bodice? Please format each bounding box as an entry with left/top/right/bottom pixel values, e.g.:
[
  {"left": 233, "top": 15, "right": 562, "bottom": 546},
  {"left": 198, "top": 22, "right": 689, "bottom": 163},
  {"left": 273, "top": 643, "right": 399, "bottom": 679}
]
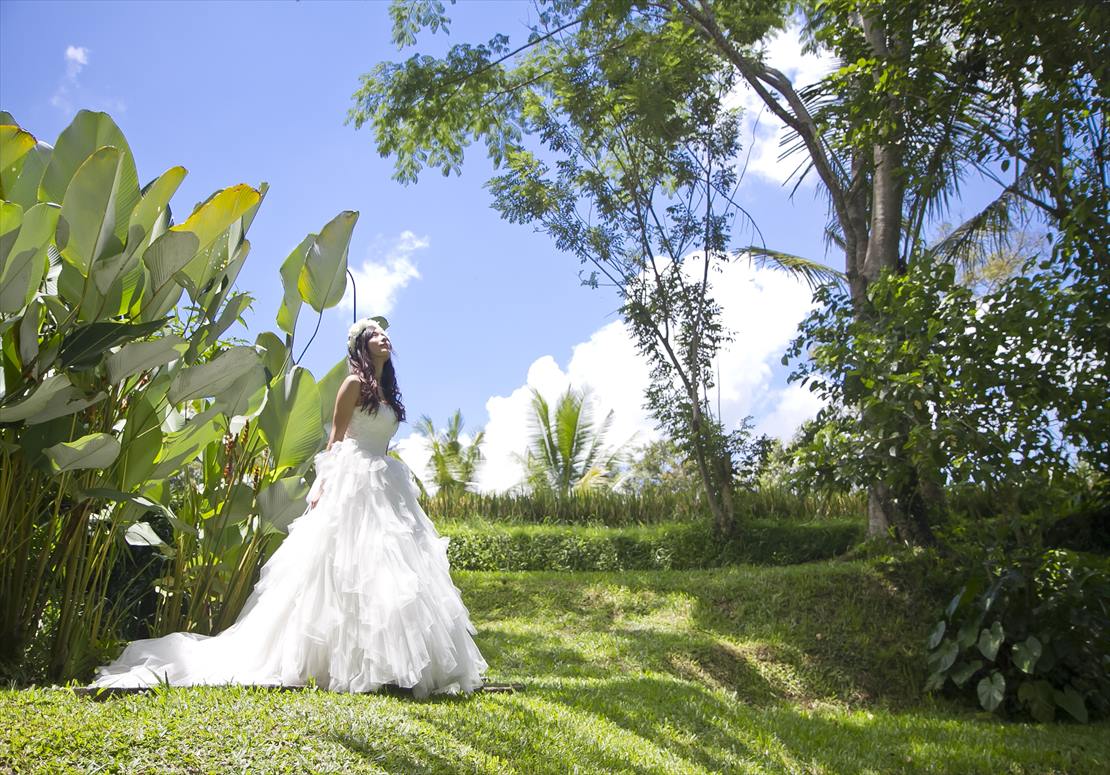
[{"left": 343, "top": 405, "right": 400, "bottom": 454}]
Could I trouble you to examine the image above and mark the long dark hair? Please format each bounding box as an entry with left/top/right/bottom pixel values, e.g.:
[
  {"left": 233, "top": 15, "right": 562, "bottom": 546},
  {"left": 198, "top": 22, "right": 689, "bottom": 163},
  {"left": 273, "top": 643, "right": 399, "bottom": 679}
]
[{"left": 347, "top": 329, "right": 407, "bottom": 422}]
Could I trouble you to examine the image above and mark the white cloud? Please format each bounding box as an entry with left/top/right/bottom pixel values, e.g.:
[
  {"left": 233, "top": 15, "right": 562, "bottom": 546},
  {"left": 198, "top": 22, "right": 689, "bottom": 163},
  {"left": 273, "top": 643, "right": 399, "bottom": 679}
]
[
  {"left": 726, "top": 24, "right": 838, "bottom": 187},
  {"left": 473, "top": 257, "right": 820, "bottom": 493},
  {"left": 340, "top": 230, "right": 427, "bottom": 316},
  {"left": 65, "top": 46, "right": 89, "bottom": 76}
]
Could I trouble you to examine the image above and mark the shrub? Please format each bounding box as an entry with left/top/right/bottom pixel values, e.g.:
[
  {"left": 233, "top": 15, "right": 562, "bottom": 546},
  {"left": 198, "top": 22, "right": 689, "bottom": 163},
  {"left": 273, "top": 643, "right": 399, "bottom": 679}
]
[
  {"left": 925, "top": 547, "right": 1110, "bottom": 722},
  {"left": 442, "top": 519, "right": 863, "bottom": 571}
]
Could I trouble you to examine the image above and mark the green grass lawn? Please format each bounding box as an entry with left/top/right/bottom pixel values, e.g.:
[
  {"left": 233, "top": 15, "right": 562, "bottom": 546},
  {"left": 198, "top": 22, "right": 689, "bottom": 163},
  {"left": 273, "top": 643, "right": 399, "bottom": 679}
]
[{"left": 3, "top": 562, "right": 1107, "bottom": 773}]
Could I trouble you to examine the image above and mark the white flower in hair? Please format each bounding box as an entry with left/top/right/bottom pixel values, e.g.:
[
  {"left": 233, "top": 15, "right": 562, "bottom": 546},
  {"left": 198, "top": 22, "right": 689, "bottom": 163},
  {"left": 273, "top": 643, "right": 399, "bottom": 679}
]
[{"left": 347, "top": 316, "right": 390, "bottom": 350}]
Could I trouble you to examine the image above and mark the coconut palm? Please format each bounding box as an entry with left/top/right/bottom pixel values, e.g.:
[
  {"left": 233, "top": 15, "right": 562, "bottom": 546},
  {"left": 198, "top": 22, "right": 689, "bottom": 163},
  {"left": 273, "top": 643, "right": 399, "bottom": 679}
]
[
  {"left": 519, "top": 386, "right": 626, "bottom": 496},
  {"left": 415, "top": 410, "right": 484, "bottom": 495}
]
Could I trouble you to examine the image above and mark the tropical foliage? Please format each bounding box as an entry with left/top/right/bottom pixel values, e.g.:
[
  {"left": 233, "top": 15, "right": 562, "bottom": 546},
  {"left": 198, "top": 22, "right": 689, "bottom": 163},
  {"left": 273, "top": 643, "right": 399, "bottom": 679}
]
[
  {"left": 415, "top": 409, "right": 484, "bottom": 495},
  {"left": 518, "top": 386, "right": 626, "bottom": 496},
  {"left": 0, "top": 110, "right": 356, "bottom": 680}
]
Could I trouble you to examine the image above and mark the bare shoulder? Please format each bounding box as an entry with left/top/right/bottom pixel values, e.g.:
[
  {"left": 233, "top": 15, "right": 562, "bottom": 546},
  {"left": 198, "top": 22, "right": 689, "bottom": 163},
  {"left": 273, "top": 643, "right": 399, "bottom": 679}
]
[{"left": 338, "top": 375, "right": 362, "bottom": 399}]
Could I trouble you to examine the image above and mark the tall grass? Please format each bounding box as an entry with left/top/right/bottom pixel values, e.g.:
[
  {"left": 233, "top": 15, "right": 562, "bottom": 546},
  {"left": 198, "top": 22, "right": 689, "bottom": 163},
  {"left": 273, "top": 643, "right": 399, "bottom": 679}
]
[{"left": 420, "top": 484, "right": 864, "bottom": 527}]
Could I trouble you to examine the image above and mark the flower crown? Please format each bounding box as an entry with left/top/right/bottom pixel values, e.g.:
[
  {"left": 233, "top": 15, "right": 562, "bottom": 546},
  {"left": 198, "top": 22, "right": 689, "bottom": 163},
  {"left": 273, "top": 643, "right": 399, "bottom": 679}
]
[{"left": 347, "top": 316, "right": 390, "bottom": 350}]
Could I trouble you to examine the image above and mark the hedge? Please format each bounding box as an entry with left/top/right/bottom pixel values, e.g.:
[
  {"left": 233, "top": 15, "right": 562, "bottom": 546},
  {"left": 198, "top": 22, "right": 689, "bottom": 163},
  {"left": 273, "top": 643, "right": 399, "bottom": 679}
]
[{"left": 441, "top": 519, "right": 864, "bottom": 571}]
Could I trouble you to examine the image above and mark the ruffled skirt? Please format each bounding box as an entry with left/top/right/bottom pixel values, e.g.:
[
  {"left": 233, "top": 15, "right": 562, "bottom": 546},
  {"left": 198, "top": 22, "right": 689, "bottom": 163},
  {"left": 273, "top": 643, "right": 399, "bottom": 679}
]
[{"left": 92, "top": 440, "right": 488, "bottom": 698}]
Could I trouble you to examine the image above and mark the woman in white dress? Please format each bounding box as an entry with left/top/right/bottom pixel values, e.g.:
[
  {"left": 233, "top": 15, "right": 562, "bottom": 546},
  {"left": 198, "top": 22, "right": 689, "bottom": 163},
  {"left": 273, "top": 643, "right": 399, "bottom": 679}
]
[{"left": 92, "top": 318, "right": 488, "bottom": 698}]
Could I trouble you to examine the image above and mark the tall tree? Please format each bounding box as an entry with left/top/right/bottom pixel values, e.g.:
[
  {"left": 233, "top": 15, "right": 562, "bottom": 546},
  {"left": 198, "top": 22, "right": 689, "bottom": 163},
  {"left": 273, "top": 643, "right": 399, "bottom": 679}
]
[
  {"left": 351, "top": 0, "right": 836, "bottom": 534},
  {"left": 415, "top": 410, "right": 484, "bottom": 495},
  {"left": 350, "top": 0, "right": 1107, "bottom": 542}
]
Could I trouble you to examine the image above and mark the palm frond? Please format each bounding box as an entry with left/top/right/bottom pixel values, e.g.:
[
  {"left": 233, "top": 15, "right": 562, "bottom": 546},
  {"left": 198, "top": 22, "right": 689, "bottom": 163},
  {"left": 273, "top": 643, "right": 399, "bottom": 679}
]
[
  {"left": 739, "top": 246, "right": 845, "bottom": 289},
  {"left": 927, "top": 173, "right": 1030, "bottom": 272}
]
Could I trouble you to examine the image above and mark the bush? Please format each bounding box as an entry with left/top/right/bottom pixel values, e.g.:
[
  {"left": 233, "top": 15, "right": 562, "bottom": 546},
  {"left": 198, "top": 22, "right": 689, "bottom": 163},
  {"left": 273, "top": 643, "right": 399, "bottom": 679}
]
[
  {"left": 442, "top": 519, "right": 864, "bottom": 571},
  {"left": 925, "top": 547, "right": 1110, "bottom": 722}
]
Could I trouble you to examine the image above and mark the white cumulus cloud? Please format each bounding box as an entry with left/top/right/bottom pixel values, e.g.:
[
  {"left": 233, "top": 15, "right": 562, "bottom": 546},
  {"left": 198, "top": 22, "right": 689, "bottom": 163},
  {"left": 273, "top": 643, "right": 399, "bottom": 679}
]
[
  {"left": 472, "top": 257, "right": 820, "bottom": 493},
  {"left": 340, "top": 230, "right": 427, "bottom": 316}
]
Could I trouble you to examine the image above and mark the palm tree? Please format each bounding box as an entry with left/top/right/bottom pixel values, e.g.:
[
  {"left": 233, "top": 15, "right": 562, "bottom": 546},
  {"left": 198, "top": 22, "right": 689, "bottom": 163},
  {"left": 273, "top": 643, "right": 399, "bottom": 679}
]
[
  {"left": 415, "top": 410, "right": 485, "bottom": 495},
  {"left": 519, "top": 386, "right": 627, "bottom": 496}
]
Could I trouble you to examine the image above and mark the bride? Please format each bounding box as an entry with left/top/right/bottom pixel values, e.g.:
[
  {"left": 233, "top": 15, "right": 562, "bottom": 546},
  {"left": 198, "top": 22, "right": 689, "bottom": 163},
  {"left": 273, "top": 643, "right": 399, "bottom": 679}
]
[{"left": 92, "top": 318, "right": 489, "bottom": 697}]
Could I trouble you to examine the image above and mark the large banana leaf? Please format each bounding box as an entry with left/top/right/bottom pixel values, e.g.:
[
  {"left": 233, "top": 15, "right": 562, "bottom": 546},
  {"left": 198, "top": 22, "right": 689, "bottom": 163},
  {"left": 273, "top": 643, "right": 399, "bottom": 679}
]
[
  {"left": 0, "top": 202, "right": 60, "bottom": 314},
  {"left": 298, "top": 211, "right": 358, "bottom": 312},
  {"left": 316, "top": 356, "right": 350, "bottom": 428},
  {"left": 150, "top": 406, "right": 224, "bottom": 480},
  {"left": 126, "top": 166, "right": 186, "bottom": 259},
  {"left": 168, "top": 345, "right": 260, "bottom": 404},
  {"left": 259, "top": 366, "right": 323, "bottom": 472},
  {"left": 105, "top": 334, "right": 188, "bottom": 385},
  {"left": 6, "top": 142, "right": 51, "bottom": 210},
  {"left": 0, "top": 373, "right": 104, "bottom": 425},
  {"left": 0, "top": 201, "right": 22, "bottom": 275},
  {"left": 56, "top": 146, "right": 127, "bottom": 275},
  {"left": 116, "top": 395, "right": 164, "bottom": 490},
  {"left": 44, "top": 432, "right": 121, "bottom": 472},
  {"left": 257, "top": 476, "right": 309, "bottom": 535},
  {"left": 213, "top": 360, "right": 267, "bottom": 420},
  {"left": 276, "top": 236, "right": 312, "bottom": 336},
  {"left": 39, "top": 110, "right": 139, "bottom": 242},
  {"left": 58, "top": 318, "right": 167, "bottom": 371},
  {"left": 0, "top": 123, "right": 37, "bottom": 199}
]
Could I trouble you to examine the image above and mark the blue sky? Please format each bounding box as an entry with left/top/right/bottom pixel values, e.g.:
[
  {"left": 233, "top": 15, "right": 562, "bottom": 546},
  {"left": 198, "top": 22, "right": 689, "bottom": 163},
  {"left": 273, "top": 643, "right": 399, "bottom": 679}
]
[{"left": 0, "top": 0, "right": 992, "bottom": 490}]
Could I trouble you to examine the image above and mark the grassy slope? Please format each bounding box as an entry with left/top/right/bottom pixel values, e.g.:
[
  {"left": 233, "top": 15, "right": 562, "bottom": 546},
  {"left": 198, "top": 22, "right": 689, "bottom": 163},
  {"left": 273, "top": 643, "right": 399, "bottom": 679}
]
[{"left": 3, "top": 562, "right": 1107, "bottom": 774}]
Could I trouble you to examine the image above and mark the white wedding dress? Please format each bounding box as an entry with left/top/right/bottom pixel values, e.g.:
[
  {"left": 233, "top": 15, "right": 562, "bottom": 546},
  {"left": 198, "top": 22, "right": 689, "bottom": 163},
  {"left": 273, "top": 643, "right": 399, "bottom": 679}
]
[{"left": 92, "top": 404, "right": 488, "bottom": 698}]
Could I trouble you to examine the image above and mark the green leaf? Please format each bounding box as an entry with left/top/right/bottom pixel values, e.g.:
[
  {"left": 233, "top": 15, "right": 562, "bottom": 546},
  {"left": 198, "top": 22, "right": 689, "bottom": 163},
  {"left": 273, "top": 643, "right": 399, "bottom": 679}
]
[
  {"left": 1054, "top": 686, "right": 1088, "bottom": 723},
  {"left": 928, "top": 639, "right": 959, "bottom": 673},
  {"left": 927, "top": 620, "right": 946, "bottom": 649},
  {"left": 1018, "top": 680, "right": 1056, "bottom": 723},
  {"left": 255, "top": 331, "right": 289, "bottom": 380},
  {"left": 0, "top": 123, "right": 38, "bottom": 199},
  {"left": 1012, "top": 635, "right": 1042, "bottom": 675},
  {"left": 257, "top": 476, "right": 309, "bottom": 535},
  {"left": 44, "top": 432, "right": 121, "bottom": 472},
  {"left": 0, "top": 202, "right": 60, "bottom": 314},
  {"left": 212, "top": 360, "right": 267, "bottom": 419},
  {"left": 259, "top": 366, "right": 324, "bottom": 472},
  {"left": 976, "top": 671, "right": 1005, "bottom": 712},
  {"left": 977, "top": 621, "right": 1004, "bottom": 661},
  {"left": 298, "top": 211, "right": 358, "bottom": 312},
  {"left": 116, "top": 396, "right": 164, "bottom": 490},
  {"left": 276, "top": 236, "right": 312, "bottom": 335},
  {"left": 57, "top": 146, "right": 126, "bottom": 275},
  {"left": 168, "top": 346, "right": 260, "bottom": 404},
  {"left": 39, "top": 111, "right": 140, "bottom": 238},
  {"left": 0, "top": 373, "right": 104, "bottom": 425},
  {"left": 0, "top": 200, "right": 21, "bottom": 271},
  {"left": 949, "top": 659, "right": 983, "bottom": 688},
  {"left": 105, "top": 335, "right": 188, "bottom": 384},
  {"left": 126, "top": 166, "right": 186, "bottom": 258},
  {"left": 315, "top": 356, "right": 350, "bottom": 427},
  {"left": 6, "top": 141, "right": 51, "bottom": 210},
  {"left": 150, "top": 407, "right": 223, "bottom": 480},
  {"left": 59, "top": 319, "right": 168, "bottom": 371}
]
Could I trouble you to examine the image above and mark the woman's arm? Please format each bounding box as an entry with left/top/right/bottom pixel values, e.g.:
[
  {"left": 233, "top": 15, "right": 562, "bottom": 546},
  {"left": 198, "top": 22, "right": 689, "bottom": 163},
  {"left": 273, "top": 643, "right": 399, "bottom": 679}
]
[{"left": 310, "top": 375, "right": 361, "bottom": 508}]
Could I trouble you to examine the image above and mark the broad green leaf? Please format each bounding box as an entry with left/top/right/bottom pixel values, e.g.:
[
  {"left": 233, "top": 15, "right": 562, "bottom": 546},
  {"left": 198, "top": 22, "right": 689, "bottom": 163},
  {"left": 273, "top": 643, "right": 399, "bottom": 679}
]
[
  {"left": 127, "top": 166, "right": 186, "bottom": 257},
  {"left": 976, "top": 671, "right": 1005, "bottom": 712},
  {"left": 106, "top": 335, "right": 188, "bottom": 384},
  {"left": 257, "top": 475, "right": 309, "bottom": 535},
  {"left": 57, "top": 146, "right": 125, "bottom": 275},
  {"left": 1018, "top": 680, "right": 1056, "bottom": 722},
  {"left": 0, "top": 124, "right": 37, "bottom": 198},
  {"left": 276, "top": 236, "right": 312, "bottom": 335},
  {"left": 927, "top": 639, "right": 959, "bottom": 674},
  {"left": 316, "top": 356, "right": 350, "bottom": 427},
  {"left": 0, "top": 200, "right": 22, "bottom": 272},
  {"left": 151, "top": 406, "right": 223, "bottom": 480},
  {"left": 259, "top": 366, "right": 323, "bottom": 471},
  {"left": 926, "top": 620, "right": 945, "bottom": 650},
  {"left": 198, "top": 237, "right": 250, "bottom": 319},
  {"left": 59, "top": 318, "right": 167, "bottom": 371},
  {"left": 0, "top": 373, "right": 104, "bottom": 424},
  {"left": 213, "top": 360, "right": 267, "bottom": 419},
  {"left": 168, "top": 345, "right": 260, "bottom": 404},
  {"left": 1012, "top": 635, "right": 1042, "bottom": 675},
  {"left": 255, "top": 331, "right": 288, "bottom": 379},
  {"left": 1054, "top": 686, "right": 1088, "bottom": 723},
  {"left": 117, "top": 395, "right": 164, "bottom": 490},
  {"left": 189, "top": 292, "right": 252, "bottom": 356},
  {"left": 298, "top": 210, "right": 358, "bottom": 311},
  {"left": 18, "top": 298, "right": 42, "bottom": 366},
  {"left": 0, "top": 202, "right": 60, "bottom": 314},
  {"left": 977, "top": 621, "right": 1004, "bottom": 661},
  {"left": 6, "top": 142, "right": 51, "bottom": 210},
  {"left": 39, "top": 111, "right": 140, "bottom": 238},
  {"left": 44, "top": 432, "right": 121, "bottom": 472},
  {"left": 949, "top": 659, "right": 982, "bottom": 688}
]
